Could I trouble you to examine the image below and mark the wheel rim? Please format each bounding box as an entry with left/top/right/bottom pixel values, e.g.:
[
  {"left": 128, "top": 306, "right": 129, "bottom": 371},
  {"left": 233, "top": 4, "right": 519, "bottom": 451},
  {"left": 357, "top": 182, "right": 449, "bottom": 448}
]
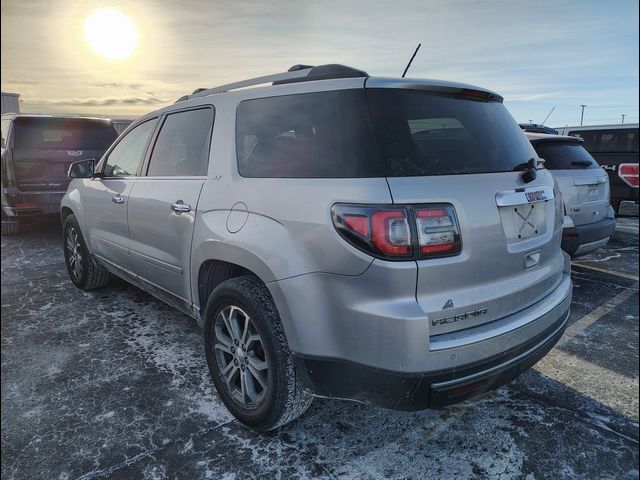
[
  {"left": 212, "top": 305, "right": 269, "bottom": 408},
  {"left": 65, "top": 226, "right": 83, "bottom": 279}
]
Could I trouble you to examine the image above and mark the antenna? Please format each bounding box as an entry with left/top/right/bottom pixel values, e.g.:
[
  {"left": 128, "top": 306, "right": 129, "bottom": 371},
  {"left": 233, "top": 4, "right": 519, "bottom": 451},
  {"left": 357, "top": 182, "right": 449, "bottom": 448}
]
[
  {"left": 540, "top": 106, "right": 555, "bottom": 126},
  {"left": 621, "top": 114, "right": 627, "bottom": 124},
  {"left": 402, "top": 43, "right": 422, "bottom": 78}
]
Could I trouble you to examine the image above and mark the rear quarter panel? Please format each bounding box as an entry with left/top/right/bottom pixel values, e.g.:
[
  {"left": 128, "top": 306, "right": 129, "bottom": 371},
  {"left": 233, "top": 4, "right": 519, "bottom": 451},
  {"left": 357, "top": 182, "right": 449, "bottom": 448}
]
[{"left": 189, "top": 85, "right": 392, "bottom": 311}]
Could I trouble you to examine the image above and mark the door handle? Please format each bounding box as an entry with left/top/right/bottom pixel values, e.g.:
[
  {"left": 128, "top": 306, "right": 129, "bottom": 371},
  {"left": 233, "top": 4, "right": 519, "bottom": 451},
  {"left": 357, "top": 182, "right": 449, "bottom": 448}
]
[
  {"left": 171, "top": 201, "right": 192, "bottom": 213},
  {"left": 112, "top": 194, "right": 125, "bottom": 204}
]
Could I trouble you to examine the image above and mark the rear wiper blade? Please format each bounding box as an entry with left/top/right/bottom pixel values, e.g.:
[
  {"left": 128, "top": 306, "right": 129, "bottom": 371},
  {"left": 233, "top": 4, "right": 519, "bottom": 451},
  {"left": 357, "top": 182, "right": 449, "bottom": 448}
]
[
  {"left": 571, "top": 160, "right": 593, "bottom": 167},
  {"left": 513, "top": 158, "right": 538, "bottom": 183},
  {"left": 512, "top": 162, "right": 529, "bottom": 172}
]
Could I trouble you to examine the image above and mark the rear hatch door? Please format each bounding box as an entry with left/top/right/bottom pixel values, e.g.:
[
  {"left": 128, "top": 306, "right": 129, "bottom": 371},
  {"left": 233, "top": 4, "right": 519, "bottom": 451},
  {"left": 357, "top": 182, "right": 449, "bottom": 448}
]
[
  {"left": 12, "top": 117, "right": 117, "bottom": 193},
  {"left": 13, "top": 148, "right": 107, "bottom": 192},
  {"left": 532, "top": 140, "right": 610, "bottom": 226},
  {"left": 366, "top": 86, "right": 564, "bottom": 338}
]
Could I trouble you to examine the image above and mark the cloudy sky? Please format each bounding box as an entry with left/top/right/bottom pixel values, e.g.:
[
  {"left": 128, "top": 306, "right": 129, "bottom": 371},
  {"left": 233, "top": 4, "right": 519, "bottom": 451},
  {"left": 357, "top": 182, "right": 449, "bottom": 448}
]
[{"left": 1, "top": 0, "right": 638, "bottom": 127}]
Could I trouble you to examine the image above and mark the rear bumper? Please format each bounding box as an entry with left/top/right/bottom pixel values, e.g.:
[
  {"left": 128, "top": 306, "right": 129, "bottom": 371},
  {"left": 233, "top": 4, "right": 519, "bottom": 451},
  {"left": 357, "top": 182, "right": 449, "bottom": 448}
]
[
  {"left": 561, "top": 215, "right": 616, "bottom": 257},
  {"left": 285, "top": 270, "right": 572, "bottom": 410},
  {"left": 295, "top": 304, "right": 569, "bottom": 410},
  {"left": 1, "top": 191, "right": 65, "bottom": 218}
]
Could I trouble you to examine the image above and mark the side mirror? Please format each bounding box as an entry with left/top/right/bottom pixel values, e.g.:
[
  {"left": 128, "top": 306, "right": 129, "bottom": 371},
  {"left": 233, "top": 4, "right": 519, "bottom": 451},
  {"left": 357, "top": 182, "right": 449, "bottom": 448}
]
[{"left": 68, "top": 158, "right": 96, "bottom": 178}]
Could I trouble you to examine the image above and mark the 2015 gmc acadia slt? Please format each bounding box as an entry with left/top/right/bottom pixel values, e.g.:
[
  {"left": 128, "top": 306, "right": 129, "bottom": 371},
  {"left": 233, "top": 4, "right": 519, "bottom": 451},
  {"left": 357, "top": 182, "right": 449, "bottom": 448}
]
[{"left": 61, "top": 65, "right": 573, "bottom": 431}]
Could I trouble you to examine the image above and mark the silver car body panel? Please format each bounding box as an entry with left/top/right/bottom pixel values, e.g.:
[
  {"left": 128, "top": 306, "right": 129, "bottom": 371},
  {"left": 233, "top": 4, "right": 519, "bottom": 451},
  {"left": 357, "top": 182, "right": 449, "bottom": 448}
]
[
  {"left": 526, "top": 132, "right": 611, "bottom": 227},
  {"left": 61, "top": 74, "right": 572, "bottom": 381}
]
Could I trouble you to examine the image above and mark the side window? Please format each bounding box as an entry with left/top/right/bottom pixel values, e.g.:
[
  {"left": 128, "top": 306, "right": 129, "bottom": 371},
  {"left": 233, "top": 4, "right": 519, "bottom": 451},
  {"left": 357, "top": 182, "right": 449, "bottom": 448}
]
[
  {"left": 236, "top": 90, "right": 383, "bottom": 178},
  {"left": 103, "top": 120, "right": 156, "bottom": 177},
  {"left": 147, "top": 108, "right": 214, "bottom": 177}
]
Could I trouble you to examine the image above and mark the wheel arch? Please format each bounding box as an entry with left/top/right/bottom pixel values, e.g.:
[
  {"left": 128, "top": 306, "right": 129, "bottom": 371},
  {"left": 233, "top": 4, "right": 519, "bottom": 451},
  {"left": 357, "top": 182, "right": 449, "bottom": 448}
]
[{"left": 192, "top": 242, "right": 279, "bottom": 314}]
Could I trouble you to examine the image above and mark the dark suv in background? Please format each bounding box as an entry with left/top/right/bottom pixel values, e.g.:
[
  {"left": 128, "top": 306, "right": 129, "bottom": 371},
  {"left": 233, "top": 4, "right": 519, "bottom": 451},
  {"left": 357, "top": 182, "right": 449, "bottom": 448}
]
[{"left": 1, "top": 114, "right": 118, "bottom": 235}]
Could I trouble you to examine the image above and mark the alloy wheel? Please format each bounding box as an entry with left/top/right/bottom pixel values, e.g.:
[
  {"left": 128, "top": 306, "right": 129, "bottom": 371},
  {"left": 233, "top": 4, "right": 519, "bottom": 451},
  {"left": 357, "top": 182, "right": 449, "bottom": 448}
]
[
  {"left": 65, "top": 226, "right": 83, "bottom": 279},
  {"left": 212, "top": 305, "right": 269, "bottom": 407}
]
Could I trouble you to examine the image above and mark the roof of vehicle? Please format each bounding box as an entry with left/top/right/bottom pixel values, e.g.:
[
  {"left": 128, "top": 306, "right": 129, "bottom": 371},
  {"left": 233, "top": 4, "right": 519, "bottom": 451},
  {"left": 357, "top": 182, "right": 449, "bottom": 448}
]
[
  {"left": 525, "top": 132, "right": 583, "bottom": 145},
  {"left": 174, "top": 64, "right": 503, "bottom": 104},
  {"left": 0, "top": 113, "right": 114, "bottom": 122}
]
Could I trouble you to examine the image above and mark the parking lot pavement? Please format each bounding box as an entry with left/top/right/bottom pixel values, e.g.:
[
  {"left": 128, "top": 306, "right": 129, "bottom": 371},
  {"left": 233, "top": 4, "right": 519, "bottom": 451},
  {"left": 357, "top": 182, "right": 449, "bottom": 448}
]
[{"left": 1, "top": 217, "right": 638, "bottom": 480}]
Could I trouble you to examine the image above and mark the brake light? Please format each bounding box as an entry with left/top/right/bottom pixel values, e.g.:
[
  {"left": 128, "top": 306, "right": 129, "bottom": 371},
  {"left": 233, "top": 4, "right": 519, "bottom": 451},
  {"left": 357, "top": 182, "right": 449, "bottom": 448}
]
[
  {"left": 457, "top": 89, "right": 496, "bottom": 102},
  {"left": 332, "top": 204, "right": 461, "bottom": 261},
  {"left": 343, "top": 215, "right": 369, "bottom": 238},
  {"left": 618, "top": 163, "right": 639, "bottom": 187},
  {"left": 371, "top": 210, "right": 411, "bottom": 255},
  {"left": 1, "top": 155, "right": 15, "bottom": 188}
]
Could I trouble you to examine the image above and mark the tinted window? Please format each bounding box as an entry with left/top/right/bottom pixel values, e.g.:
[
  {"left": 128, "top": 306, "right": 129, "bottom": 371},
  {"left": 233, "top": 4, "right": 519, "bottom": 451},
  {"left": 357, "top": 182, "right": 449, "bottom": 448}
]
[
  {"left": 367, "top": 89, "right": 538, "bottom": 176},
  {"left": 104, "top": 120, "right": 156, "bottom": 177},
  {"left": 569, "top": 128, "right": 639, "bottom": 153},
  {"left": 236, "top": 90, "right": 383, "bottom": 178},
  {"left": 534, "top": 142, "right": 599, "bottom": 170},
  {"left": 147, "top": 108, "right": 213, "bottom": 176},
  {"left": 13, "top": 117, "right": 117, "bottom": 149}
]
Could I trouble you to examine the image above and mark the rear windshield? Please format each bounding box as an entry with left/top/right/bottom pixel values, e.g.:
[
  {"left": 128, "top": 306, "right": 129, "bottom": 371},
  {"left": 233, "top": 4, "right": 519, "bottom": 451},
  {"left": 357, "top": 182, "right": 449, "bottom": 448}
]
[
  {"left": 568, "top": 128, "right": 639, "bottom": 153},
  {"left": 235, "top": 88, "right": 537, "bottom": 178},
  {"left": 533, "top": 142, "right": 599, "bottom": 170},
  {"left": 14, "top": 117, "right": 117, "bottom": 149},
  {"left": 366, "top": 89, "right": 538, "bottom": 176}
]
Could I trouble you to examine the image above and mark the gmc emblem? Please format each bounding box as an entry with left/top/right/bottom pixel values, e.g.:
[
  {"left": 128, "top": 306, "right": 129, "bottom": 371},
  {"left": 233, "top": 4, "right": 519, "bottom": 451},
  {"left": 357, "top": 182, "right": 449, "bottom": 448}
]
[{"left": 525, "top": 190, "right": 547, "bottom": 202}]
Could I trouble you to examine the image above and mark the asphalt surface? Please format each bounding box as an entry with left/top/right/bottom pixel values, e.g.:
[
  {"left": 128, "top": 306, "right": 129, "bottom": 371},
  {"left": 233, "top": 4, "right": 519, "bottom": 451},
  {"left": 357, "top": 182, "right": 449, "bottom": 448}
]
[{"left": 1, "top": 217, "right": 638, "bottom": 480}]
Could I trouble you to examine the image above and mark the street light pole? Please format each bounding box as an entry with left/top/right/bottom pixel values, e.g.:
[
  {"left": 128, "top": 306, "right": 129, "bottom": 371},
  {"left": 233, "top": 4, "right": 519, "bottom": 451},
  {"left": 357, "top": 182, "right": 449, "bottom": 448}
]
[
  {"left": 621, "top": 114, "right": 626, "bottom": 124},
  {"left": 580, "top": 105, "right": 587, "bottom": 126}
]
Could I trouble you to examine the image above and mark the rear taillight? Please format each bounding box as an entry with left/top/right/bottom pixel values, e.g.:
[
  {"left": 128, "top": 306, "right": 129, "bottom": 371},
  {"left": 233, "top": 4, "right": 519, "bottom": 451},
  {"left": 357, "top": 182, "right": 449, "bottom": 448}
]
[
  {"left": 415, "top": 206, "right": 461, "bottom": 254},
  {"left": 618, "top": 163, "right": 639, "bottom": 187},
  {"left": 332, "top": 204, "right": 461, "bottom": 261},
  {"left": 1, "top": 155, "right": 16, "bottom": 188}
]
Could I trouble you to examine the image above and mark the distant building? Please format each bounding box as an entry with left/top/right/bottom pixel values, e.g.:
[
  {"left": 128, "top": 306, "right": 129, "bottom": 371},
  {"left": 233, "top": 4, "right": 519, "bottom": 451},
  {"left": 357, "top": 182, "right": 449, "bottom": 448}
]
[{"left": 1, "top": 92, "right": 20, "bottom": 115}]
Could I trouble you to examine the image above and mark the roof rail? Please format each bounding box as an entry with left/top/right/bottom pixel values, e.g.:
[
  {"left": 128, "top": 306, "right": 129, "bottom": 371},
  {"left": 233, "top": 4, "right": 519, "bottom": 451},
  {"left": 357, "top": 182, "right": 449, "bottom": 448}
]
[
  {"left": 175, "top": 68, "right": 313, "bottom": 103},
  {"left": 174, "top": 64, "right": 369, "bottom": 103}
]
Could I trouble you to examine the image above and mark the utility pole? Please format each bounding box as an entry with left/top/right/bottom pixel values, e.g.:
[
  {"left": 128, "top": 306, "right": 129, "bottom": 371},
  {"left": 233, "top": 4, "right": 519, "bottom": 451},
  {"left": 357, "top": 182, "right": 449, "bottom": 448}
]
[
  {"left": 580, "top": 105, "right": 587, "bottom": 126},
  {"left": 621, "top": 114, "right": 626, "bottom": 124},
  {"left": 528, "top": 120, "right": 533, "bottom": 124}
]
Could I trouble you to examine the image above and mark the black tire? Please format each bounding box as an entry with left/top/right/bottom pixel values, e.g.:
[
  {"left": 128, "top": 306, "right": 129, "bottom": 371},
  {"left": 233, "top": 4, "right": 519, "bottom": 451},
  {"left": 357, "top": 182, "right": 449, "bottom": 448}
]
[
  {"left": 1, "top": 219, "right": 20, "bottom": 236},
  {"left": 203, "top": 275, "right": 312, "bottom": 431},
  {"left": 63, "top": 214, "right": 110, "bottom": 290}
]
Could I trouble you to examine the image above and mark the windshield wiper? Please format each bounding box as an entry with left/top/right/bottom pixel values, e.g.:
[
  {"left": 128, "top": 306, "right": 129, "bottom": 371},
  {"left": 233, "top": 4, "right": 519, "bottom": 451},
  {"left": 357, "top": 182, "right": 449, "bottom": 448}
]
[
  {"left": 513, "top": 158, "right": 538, "bottom": 183},
  {"left": 571, "top": 160, "right": 593, "bottom": 167}
]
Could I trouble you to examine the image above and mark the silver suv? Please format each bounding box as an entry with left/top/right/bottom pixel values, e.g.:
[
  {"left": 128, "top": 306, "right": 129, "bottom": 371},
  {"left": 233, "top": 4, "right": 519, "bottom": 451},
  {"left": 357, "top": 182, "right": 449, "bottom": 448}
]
[
  {"left": 61, "top": 64, "right": 573, "bottom": 431},
  {"left": 527, "top": 133, "right": 616, "bottom": 257}
]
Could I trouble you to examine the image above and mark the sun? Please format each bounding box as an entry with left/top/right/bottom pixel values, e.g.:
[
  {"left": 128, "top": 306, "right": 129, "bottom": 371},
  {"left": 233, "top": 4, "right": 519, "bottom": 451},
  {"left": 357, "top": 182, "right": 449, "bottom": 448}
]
[{"left": 85, "top": 8, "right": 137, "bottom": 60}]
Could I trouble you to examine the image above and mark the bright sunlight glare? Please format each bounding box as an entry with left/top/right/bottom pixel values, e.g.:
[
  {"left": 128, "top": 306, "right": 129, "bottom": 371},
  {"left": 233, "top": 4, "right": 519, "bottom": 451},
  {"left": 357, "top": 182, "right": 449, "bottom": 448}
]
[{"left": 84, "top": 8, "right": 137, "bottom": 60}]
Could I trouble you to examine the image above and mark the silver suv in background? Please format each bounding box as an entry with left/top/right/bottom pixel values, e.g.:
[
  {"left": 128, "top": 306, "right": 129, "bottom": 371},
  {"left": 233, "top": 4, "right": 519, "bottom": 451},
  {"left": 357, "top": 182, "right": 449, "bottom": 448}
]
[
  {"left": 527, "top": 133, "right": 616, "bottom": 257},
  {"left": 61, "top": 65, "right": 572, "bottom": 431}
]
